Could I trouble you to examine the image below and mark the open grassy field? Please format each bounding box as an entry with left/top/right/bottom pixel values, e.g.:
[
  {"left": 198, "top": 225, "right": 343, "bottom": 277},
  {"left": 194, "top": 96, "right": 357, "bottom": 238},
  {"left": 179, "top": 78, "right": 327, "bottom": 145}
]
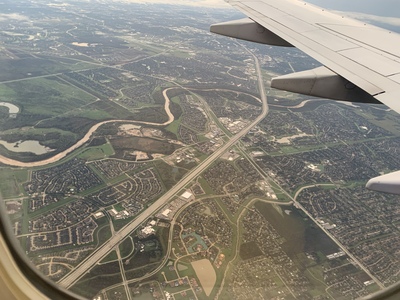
[
  {"left": 119, "top": 236, "right": 135, "bottom": 259},
  {"left": 0, "top": 57, "right": 98, "bottom": 82},
  {"left": 0, "top": 77, "right": 95, "bottom": 117},
  {"left": 71, "top": 261, "right": 122, "bottom": 299},
  {"left": 77, "top": 142, "right": 114, "bottom": 161},
  {"left": 99, "top": 250, "right": 118, "bottom": 264},
  {"left": 0, "top": 168, "right": 29, "bottom": 199},
  {"left": 110, "top": 136, "right": 180, "bottom": 155},
  {"left": 154, "top": 160, "right": 187, "bottom": 190}
]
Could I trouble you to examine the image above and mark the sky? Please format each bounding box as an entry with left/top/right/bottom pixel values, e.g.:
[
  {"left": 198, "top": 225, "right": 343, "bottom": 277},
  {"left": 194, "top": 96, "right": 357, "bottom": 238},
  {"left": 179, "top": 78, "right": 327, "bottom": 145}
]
[
  {"left": 111, "top": 0, "right": 400, "bottom": 29},
  {"left": 112, "top": 0, "right": 400, "bottom": 28},
  {"left": 307, "top": 0, "right": 400, "bottom": 30},
  {"left": 112, "top": 0, "right": 230, "bottom": 8},
  {"left": 113, "top": 0, "right": 400, "bottom": 15},
  {"left": 306, "top": 0, "right": 400, "bottom": 18}
]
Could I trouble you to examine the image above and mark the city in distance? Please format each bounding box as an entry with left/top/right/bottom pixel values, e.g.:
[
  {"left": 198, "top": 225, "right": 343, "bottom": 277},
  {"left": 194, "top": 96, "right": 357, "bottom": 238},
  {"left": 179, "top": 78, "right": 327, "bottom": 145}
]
[{"left": 0, "top": 0, "right": 399, "bottom": 299}]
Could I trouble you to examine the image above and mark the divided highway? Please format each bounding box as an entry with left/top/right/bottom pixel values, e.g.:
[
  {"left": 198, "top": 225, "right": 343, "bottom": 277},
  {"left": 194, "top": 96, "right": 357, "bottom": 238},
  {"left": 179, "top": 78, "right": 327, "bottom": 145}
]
[{"left": 59, "top": 50, "right": 269, "bottom": 289}]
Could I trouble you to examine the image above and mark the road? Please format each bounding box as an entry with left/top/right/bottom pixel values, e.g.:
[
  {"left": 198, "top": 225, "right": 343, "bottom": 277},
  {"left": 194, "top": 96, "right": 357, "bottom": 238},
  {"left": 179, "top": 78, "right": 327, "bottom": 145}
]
[
  {"left": 292, "top": 184, "right": 385, "bottom": 288},
  {"left": 58, "top": 50, "right": 269, "bottom": 289},
  {"left": 101, "top": 198, "right": 199, "bottom": 293}
]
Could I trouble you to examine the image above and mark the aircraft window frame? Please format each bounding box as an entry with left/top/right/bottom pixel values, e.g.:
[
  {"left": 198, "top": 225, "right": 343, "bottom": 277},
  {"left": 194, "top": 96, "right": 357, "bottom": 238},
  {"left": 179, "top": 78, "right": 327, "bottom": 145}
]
[
  {"left": 2, "top": 199, "right": 400, "bottom": 300},
  {"left": 0, "top": 202, "right": 84, "bottom": 300},
  {"left": 0, "top": 1, "right": 399, "bottom": 299}
]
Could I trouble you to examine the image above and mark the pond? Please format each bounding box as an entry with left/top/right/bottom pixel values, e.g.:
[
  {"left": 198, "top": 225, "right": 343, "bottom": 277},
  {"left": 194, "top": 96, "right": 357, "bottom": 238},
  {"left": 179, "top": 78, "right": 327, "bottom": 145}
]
[
  {"left": 0, "top": 140, "right": 55, "bottom": 155},
  {"left": 255, "top": 201, "right": 339, "bottom": 258}
]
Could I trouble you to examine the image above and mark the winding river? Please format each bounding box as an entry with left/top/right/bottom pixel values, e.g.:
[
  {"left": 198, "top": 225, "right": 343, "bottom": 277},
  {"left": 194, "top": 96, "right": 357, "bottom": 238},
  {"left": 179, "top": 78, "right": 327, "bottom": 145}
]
[{"left": 0, "top": 87, "right": 175, "bottom": 167}]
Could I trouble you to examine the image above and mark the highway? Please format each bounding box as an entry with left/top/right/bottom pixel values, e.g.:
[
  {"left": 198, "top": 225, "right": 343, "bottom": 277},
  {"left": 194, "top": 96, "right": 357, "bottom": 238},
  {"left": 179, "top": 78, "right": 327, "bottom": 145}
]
[
  {"left": 292, "top": 184, "right": 385, "bottom": 288},
  {"left": 59, "top": 49, "right": 269, "bottom": 289}
]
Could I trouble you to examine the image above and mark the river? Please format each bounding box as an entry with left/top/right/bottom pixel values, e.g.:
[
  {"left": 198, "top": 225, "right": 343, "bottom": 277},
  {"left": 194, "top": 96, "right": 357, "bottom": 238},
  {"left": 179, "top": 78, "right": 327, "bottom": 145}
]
[{"left": 0, "top": 87, "right": 175, "bottom": 167}]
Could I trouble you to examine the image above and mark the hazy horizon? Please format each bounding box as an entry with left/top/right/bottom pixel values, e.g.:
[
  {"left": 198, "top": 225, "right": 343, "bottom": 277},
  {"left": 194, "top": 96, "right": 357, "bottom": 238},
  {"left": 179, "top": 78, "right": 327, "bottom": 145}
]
[{"left": 105, "top": 0, "right": 400, "bottom": 31}]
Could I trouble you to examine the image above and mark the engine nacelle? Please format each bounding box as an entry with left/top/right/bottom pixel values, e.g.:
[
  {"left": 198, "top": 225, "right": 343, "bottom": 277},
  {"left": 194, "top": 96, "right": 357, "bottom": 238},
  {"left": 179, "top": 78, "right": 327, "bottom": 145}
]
[
  {"left": 367, "top": 171, "right": 400, "bottom": 195},
  {"left": 271, "top": 66, "right": 380, "bottom": 103}
]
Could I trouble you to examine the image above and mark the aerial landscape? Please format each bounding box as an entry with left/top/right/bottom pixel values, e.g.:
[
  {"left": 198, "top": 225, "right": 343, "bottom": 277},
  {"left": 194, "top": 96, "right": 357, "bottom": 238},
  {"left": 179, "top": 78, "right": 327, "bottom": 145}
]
[{"left": 0, "top": 0, "right": 400, "bottom": 299}]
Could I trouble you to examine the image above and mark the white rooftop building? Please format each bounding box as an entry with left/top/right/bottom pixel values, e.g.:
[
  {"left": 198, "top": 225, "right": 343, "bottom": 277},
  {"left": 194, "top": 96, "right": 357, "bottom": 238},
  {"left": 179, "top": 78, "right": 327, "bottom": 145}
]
[
  {"left": 141, "top": 226, "right": 155, "bottom": 236},
  {"left": 162, "top": 209, "right": 171, "bottom": 218},
  {"left": 181, "top": 191, "right": 193, "bottom": 201}
]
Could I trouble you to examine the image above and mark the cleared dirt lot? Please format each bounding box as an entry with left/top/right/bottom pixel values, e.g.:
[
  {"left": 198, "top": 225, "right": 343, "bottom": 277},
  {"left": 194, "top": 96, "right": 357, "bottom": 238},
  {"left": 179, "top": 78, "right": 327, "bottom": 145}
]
[{"left": 191, "top": 259, "right": 216, "bottom": 296}]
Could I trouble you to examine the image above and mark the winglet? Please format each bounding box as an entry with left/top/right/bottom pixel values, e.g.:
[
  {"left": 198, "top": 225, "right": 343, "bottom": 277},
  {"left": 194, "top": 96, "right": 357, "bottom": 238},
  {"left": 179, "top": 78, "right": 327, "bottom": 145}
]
[{"left": 366, "top": 170, "right": 400, "bottom": 195}]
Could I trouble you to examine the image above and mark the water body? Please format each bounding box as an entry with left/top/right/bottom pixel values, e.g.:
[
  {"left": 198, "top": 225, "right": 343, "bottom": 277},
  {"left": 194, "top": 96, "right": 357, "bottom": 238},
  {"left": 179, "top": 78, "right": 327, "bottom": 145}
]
[
  {"left": 181, "top": 232, "right": 208, "bottom": 253},
  {"left": 0, "top": 140, "right": 54, "bottom": 155},
  {"left": 254, "top": 202, "right": 339, "bottom": 257}
]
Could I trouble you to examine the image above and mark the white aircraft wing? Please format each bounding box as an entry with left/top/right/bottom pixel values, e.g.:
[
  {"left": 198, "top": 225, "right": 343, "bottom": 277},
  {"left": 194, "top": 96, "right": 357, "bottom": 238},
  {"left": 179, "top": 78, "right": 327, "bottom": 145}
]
[{"left": 210, "top": 0, "right": 400, "bottom": 195}]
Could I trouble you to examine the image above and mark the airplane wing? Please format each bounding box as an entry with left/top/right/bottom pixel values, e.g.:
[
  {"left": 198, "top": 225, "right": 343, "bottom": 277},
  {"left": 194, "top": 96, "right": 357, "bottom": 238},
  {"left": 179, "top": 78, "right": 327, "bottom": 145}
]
[{"left": 210, "top": 0, "right": 400, "bottom": 195}]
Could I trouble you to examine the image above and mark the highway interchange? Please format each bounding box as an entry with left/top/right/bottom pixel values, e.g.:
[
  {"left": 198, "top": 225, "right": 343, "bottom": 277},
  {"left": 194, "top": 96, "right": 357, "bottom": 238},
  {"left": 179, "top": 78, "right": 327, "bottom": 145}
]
[{"left": 58, "top": 48, "right": 269, "bottom": 289}]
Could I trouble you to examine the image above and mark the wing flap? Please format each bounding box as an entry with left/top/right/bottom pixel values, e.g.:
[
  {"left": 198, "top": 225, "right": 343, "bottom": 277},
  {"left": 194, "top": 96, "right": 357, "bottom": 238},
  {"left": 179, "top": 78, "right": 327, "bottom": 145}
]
[
  {"left": 213, "top": 0, "right": 400, "bottom": 196},
  {"left": 221, "top": 0, "right": 400, "bottom": 114},
  {"left": 375, "top": 91, "right": 400, "bottom": 113},
  {"left": 339, "top": 47, "right": 400, "bottom": 77},
  {"left": 302, "top": 29, "right": 358, "bottom": 52},
  {"left": 321, "top": 24, "right": 400, "bottom": 59},
  {"left": 390, "top": 73, "right": 400, "bottom": 84}
]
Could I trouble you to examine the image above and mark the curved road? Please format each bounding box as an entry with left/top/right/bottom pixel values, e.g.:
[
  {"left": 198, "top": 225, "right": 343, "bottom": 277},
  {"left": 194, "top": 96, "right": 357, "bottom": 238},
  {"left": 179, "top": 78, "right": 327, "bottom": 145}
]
[{"left": 58, "top": 48, "right": 269, "bottom": 289}]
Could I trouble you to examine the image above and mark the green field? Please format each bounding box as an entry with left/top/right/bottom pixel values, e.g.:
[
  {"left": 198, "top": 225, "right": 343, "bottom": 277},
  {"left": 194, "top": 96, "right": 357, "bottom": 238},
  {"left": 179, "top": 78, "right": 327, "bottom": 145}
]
[
  {"left": 100, "top": 250, "right": 118, "bottom": 264},
  {"left": 160, "top": 261, "right": 179, "bottom": 281},
  {"left": 0, "top": 57, "right": 98, "bottom": 82},
  {"left": 197, "top": 177, "right": 214, "bottom": 195},
  {"left": 106, "top": 285, "right": 128, "bottom": 300},
  {"left": 0, "top": 168, "right": 29, "bottom": 199},
  {"left": 0, "top": 76, "right": 102, "bottom": 160},
  {"left": 0, "top": 77, "right": 95, "bottom": 117},
  {"left": 153, "top": 160, "right": 187, "bottom": 190},
  {"left": 71, "top": 261, "right": 122, "bottom": 298},
  {"left": 165, "top": 116, "right": 182, "bottom": 135},
  {"left": 77, "top": 142, "right": 115, "bottom": 160},
  {"left": 119, "top": 236, "right": 135, "bottom": 259}
]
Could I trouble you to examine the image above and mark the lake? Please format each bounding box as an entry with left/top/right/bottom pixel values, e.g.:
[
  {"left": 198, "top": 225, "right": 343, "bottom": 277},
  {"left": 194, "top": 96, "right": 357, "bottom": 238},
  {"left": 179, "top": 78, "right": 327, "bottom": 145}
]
[
  {"left": 254, "top": 201, "right": 339, "bottom": 258},
  {"left": 0, "top": 140, "right": 55, "bottom": 155}
]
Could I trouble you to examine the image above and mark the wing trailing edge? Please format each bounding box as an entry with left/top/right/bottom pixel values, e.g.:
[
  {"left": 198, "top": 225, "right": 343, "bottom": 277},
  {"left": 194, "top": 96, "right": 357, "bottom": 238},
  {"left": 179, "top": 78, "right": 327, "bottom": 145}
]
[
  {"left": 210, "top": 1, "right": 400, "bottom": 196},
  {"left": 211, "top": 19, "right": 379, "bottom": 104}
]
